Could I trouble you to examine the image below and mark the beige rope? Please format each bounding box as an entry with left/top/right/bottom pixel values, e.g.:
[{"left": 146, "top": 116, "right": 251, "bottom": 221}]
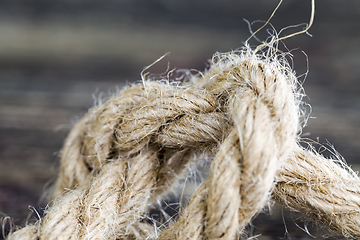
[{"left": 6, "top": 47, "right": 360, "bottom": 239}]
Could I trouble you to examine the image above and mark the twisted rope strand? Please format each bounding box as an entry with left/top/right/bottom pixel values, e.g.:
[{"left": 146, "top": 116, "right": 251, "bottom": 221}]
[
  {"left": 274, "top": 145, "right": 360, "bottom": 238},
  {"left": 6, "top": 47, "right": 360, "bottom": 239}
]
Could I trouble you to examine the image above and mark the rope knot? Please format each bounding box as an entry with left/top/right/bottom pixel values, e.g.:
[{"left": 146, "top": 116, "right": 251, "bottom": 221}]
[{"left": 7, "top": 48, "right": 360, "bottom": 240}]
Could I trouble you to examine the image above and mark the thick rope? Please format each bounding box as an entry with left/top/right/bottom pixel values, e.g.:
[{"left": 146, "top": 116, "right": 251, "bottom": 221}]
[{"left": 6, "top": 47, "right": 360, "bottom": 239}]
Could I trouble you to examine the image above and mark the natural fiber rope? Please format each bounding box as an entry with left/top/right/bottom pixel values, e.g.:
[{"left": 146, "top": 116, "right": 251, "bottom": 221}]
[{"left": 6, "top": 46, "right": 360, "bottom": 239}]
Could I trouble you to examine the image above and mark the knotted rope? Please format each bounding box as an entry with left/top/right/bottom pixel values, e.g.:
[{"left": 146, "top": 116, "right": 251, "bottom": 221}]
[{"left": 7, "top": 46, "right": 360, "bottom": 240}]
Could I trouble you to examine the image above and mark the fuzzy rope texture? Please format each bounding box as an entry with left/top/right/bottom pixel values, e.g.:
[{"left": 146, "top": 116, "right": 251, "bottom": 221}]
[{"left": 7, "top": 47, "right": 360, "bottom": 239}]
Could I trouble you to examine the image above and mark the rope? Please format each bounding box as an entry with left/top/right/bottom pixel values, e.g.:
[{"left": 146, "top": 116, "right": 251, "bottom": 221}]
[{"left": 7, "top": 47, "right": 360, "bottom": 239}]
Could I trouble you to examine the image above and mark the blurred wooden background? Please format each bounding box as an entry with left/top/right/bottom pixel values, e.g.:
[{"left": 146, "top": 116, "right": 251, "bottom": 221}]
[{"left": 1, "top": 0, "right": 360, "bottom": 239}]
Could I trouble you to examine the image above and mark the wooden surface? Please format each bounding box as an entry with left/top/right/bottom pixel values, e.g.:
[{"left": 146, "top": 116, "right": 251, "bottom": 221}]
[{"left": 1, "top": 1, "right": 360, "bottom": 239}]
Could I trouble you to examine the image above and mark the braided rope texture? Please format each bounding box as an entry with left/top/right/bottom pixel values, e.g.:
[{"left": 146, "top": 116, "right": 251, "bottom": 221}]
[{"left": 7, "top": 47, "right": 360, "bottom": 239}]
